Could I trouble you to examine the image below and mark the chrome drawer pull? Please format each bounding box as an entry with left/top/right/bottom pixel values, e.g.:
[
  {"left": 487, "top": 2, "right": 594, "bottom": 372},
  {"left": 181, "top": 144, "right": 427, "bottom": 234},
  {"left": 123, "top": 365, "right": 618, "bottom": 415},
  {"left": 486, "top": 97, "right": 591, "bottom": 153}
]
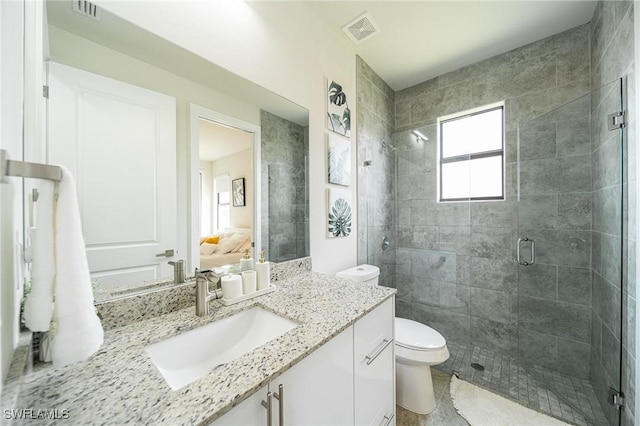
[
  {"left": 365, "top": 338, "right": 392, "bottom": 365},
  {"left": 261, "top": 392, "right": 273, "bottom": 426},
  {"left": 382, "top": 412, "right": 395, "bottom": 426},
  {"left": 273, "top": 384, "right": 284, "bottom": 426}
]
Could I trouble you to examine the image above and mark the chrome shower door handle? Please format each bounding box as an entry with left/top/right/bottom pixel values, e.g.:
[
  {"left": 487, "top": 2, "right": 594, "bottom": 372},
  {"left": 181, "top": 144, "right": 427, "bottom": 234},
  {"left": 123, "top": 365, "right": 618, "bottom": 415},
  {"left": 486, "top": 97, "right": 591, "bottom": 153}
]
[
  {"left": 530, "top": 239, "right": 536, "bottom": 265},
  {"left": 517, "top": 237, "right": 535, "bottom": 266}
]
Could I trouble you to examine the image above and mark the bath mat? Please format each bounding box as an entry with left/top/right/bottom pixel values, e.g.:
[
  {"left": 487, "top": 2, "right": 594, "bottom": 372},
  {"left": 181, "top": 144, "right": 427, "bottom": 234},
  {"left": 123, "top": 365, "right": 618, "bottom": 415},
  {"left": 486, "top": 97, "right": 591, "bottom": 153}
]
[{"left": 450, "top": 375, "right": 570, "bottom": 425}]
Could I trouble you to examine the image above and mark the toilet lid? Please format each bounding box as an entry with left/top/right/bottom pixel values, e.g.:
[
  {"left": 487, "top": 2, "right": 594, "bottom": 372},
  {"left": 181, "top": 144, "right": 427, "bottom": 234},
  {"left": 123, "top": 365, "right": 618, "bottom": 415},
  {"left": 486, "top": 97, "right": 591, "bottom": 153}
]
[{"left": 395, "top": 317, "right": 446, "bottom": 350}]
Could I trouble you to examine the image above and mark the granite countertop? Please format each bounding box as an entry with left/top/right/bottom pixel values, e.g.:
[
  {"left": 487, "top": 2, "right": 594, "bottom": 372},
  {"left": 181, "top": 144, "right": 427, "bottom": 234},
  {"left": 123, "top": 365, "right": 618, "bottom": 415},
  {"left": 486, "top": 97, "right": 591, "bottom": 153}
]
[{"left": 5, "top": 272, "right": 395, "bottom": 425}]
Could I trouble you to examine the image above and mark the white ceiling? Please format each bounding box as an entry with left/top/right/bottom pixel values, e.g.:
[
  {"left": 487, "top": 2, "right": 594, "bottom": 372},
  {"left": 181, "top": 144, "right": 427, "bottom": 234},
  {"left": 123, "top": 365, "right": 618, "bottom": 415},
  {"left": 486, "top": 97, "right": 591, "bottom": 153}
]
[
  {"left": 46, "top": 0, "right": 309, "bottom": 126},
  {"left": 199, "top": 119, "right": 253, "bottom": 162},
  {"left": 306, "top": 1, "right": 597, "bottom": 91},
  {"left": 48, "top": 0, "right": 598, "bottom": 101}
]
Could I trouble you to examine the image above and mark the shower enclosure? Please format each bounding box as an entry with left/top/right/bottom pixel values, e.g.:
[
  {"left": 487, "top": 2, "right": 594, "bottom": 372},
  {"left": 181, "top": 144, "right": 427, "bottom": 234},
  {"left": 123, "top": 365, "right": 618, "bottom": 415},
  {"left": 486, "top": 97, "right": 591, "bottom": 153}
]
[
  {"left": 260, "top": 109, "right": 310, "bottom": 263},
  {"left": 266, "top": 159, "right": 309, "bottom": 262},
  {"left": 513, "top": 78, "right": 626, "bottom": 425},
  {"left": 370, "top": 78, "right": 627, "bottom": 426}
]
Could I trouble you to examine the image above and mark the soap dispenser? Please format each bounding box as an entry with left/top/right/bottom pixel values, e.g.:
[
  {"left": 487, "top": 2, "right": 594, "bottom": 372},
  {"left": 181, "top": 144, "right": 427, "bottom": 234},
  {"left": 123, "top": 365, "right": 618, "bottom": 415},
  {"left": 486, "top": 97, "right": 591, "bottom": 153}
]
[
  {"left": 240, "top": 249, "right": 254, "bottom": 272},
  {"left": 255, "top": 250, "right": 271, "bottom": 290}
]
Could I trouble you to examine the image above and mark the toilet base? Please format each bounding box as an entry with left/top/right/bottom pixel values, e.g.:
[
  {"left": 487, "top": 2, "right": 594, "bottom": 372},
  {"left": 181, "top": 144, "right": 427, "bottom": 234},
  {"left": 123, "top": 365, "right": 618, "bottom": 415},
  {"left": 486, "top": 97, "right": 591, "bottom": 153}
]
[{"left": 396, "top": 361, "right": 436, "bottom": 415}]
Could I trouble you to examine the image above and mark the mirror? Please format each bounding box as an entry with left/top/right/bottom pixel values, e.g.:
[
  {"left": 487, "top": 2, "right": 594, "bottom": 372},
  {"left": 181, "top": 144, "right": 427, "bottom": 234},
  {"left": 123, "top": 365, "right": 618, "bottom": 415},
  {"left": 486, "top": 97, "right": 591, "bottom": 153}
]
[{"left": 45, "top": 1, "right": 309, "bottom": 301}]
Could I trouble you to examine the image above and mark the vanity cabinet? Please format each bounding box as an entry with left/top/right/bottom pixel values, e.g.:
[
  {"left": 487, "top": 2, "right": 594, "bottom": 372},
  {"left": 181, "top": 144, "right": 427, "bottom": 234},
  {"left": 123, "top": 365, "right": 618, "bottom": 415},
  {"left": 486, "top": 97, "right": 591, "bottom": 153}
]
[
  {"left": 212, "top": 327, "right": 353, "bottom": 425},
  {"left": 272, "top": 326, "right": 354, "bottom": 425},
  {"left": 354, "top": 297, "right": 395, "bottom": 426},
  {"left": 211, "top": 296, "right": 395, "bottom": 426}
]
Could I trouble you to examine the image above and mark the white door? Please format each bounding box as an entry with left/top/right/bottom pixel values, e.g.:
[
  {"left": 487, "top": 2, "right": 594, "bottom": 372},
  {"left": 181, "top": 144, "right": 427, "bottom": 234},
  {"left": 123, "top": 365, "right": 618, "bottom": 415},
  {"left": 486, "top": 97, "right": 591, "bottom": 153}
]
[{"left": 48, "top": 61, "right": 176, "bottom": 289}]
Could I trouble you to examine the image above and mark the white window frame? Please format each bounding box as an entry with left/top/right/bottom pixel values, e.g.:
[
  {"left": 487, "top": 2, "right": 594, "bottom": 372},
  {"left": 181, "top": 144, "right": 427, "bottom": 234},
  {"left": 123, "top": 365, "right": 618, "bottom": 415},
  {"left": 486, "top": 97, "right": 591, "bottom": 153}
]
[
  {"left": 437, "top": 101, "right": 505, "bottom": 202},
  {"left": 213, "top": 174, "right": 231, "bottom": 232}
]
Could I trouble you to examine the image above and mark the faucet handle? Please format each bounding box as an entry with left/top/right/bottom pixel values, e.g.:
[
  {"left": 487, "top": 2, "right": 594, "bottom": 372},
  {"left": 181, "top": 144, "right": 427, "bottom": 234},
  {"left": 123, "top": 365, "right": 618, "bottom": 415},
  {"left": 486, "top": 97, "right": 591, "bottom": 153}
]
[{"left": 168, "top": 259, "right": 186, "bottom": 284}]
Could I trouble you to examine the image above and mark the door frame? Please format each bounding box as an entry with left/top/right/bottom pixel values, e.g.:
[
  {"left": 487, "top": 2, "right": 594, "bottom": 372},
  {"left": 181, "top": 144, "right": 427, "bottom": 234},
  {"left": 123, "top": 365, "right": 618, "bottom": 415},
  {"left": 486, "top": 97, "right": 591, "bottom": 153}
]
[{"left": 188, "top": 104, "right": 261, "bottom": 271}]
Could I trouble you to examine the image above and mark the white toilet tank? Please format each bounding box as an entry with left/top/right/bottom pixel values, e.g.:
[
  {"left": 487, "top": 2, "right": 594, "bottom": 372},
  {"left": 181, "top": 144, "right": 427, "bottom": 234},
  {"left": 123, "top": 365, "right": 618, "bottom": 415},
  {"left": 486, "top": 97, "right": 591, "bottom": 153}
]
[{"left": 336, "top": 264, "right": 380, "bottom": 285}]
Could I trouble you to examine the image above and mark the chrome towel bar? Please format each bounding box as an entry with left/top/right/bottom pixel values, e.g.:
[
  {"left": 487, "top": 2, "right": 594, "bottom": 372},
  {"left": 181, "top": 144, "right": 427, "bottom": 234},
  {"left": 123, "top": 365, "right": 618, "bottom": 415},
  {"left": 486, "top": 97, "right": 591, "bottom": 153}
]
[{"left": 0, "top": 149, "right": 62, "bottom": 183}]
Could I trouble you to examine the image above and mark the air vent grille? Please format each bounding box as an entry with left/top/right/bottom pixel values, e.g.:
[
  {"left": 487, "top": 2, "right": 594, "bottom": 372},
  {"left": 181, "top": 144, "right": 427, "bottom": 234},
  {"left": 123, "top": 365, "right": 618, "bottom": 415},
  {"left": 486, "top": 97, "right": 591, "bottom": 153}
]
[
  {"left": 72, "top": 0, "right": 101, "bottom": 21},
  {"left": 342, "top": 12, "right": 379, "bottom": 45}
]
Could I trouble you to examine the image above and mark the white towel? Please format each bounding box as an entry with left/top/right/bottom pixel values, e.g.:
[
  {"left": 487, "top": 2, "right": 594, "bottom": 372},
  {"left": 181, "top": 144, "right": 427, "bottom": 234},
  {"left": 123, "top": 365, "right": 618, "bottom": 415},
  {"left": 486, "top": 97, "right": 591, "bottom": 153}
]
[
  {"left": 24, "top": 180, "right": 56, "bottom": 331},
  {"left": 23, "top": 167, "right": 104, "bottom": 366},
  {"left": 49, "top": 166, "right": 104, "bottom": 367}
]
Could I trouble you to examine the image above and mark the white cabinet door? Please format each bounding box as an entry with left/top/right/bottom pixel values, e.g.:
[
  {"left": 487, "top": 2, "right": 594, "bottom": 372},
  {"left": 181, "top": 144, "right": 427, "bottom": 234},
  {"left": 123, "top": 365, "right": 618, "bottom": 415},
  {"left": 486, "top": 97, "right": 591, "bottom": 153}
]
[
  {"left": 355, "top": 297, "right": 395, "bottom": 426},
  {"left": 211, "top": 385, "right": 268, "bottom": 425},
  {"left": 273, "top": 326, "right": 354, "bottom": 426},
  {"left": 48, "top": 62, "right": 177, "bottom": 289}
]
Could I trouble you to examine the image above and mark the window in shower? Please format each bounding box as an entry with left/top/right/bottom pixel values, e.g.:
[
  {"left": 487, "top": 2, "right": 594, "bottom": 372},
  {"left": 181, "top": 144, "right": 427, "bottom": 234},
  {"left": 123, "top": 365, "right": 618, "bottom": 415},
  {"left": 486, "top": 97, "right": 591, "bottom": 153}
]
[{"left": 437, "top": 102, "right": 505, "bottom": 201}]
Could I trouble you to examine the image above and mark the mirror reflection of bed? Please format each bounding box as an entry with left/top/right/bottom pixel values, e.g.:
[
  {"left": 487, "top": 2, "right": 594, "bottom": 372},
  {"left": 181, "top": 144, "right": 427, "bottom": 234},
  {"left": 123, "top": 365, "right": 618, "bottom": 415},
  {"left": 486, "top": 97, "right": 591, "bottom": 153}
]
[
  {"left": 198, "top": 119, "right": 254, "bottom": 270},
  {"left": 199, "top": 228, "right": 252, "bottom": 269}
]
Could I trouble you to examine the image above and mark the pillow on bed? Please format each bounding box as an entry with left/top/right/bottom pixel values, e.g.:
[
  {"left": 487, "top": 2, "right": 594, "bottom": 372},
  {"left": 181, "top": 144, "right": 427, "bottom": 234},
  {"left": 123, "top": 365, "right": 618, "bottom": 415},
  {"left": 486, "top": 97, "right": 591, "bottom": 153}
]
[
  {"left": 216, "top": 233, "right": 249, "bottom": 254},
  {"left": 216, "top": 236, "right": 242, "bottom": 254},
  {"left": 231, "top": 234, "right": 251, "bottom": 253},
  {"left": 200, "top": 242, "right": 217, "bottom": 255},
  {"left": 235, "top": 239, "right": 252, "bottom": 254},
  {"left": 203, "top": 235, "right": 220, "bottom": 244}
]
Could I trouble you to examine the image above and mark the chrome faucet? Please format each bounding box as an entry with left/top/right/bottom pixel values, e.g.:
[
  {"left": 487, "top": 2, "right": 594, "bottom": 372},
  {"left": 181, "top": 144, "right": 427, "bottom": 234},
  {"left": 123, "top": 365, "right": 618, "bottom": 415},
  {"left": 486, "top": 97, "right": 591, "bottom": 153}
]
[
  {"left": 168, "top": 260, "right": 186, "bottom": 284},
  {"left": 195, "top": 268, "right": 221, "bottom": 316}
]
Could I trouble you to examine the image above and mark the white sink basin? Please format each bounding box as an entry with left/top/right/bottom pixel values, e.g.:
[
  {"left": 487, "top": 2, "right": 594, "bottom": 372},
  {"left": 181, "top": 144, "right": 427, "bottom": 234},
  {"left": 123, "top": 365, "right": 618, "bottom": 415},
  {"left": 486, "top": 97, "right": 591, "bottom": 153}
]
[{"left": 145, "top": 307, "right": 298, "bottom": 390}]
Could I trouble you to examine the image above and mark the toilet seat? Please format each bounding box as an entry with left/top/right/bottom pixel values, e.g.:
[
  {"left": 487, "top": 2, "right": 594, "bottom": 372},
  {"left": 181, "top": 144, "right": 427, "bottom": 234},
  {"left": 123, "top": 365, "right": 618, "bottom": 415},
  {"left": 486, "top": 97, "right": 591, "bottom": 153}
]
[{"left": 395, "top": 317, "right": 446, "bottom": 351}]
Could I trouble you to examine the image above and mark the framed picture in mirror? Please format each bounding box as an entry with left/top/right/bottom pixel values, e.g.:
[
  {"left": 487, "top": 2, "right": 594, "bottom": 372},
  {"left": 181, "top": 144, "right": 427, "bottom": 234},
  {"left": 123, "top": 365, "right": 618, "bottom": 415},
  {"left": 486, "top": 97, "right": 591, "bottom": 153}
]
[{"left": 232, "top": 178, "right": 245, "bottom": 207}]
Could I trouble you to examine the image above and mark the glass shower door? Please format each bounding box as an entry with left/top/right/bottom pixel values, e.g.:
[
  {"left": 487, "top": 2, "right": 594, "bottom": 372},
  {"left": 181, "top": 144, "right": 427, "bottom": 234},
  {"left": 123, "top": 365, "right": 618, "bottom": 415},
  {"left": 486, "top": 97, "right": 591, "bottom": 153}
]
[
  {"left": 267, "top": 160, "right": 309, "bottom": 263},
  {"left": 516, "top": 78, "right": 625, "bottom": 426}
]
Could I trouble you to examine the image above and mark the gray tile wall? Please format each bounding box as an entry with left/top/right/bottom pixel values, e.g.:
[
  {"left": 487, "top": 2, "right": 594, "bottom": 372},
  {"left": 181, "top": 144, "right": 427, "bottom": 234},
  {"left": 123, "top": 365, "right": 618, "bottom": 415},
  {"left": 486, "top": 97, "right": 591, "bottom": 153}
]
[
  {"left": 356, "top": 56, "right": 397, "bottom": 285},
  {"left": 516, "top": 93, "right": 594, "bottom": 381},
  {"left": 260, "top": 110, "right": 309, "bottom": 263},
  {"left": 590, "top": 2, "right": 636, "bottom": 425},
  {"left": 393, "top": 24, "right": 594, "bottom": 378}
]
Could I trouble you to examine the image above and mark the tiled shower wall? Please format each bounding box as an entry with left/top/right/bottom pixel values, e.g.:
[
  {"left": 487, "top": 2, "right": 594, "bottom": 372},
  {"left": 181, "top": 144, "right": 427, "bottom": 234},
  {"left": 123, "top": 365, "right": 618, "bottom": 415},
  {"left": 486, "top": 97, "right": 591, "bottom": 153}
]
[
  {"left": 391, "top": 23, "right": 593, "bottom": 371},
  {"left": 260, "top": 110, "right": 309, "bottom": 263},
  {"left": 356, "top": 56, "right": 397, "bottom": 284},
  {"left": 590, "top": 2, "right": 636, "bottom": 425},
  {"left": 356, "top": 2, "right": 637, "bottom": 424}
]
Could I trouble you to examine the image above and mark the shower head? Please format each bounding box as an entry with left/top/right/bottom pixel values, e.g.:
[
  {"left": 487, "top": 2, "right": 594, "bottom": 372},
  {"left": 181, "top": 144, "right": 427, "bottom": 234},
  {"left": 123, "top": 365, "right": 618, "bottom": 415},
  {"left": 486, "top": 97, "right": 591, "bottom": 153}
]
[
  {"left": 413, "top": 130, "right": 428, "bottom": 143},
  {"left": 381, "top": 141, "right": 397, "bottom": 153}
]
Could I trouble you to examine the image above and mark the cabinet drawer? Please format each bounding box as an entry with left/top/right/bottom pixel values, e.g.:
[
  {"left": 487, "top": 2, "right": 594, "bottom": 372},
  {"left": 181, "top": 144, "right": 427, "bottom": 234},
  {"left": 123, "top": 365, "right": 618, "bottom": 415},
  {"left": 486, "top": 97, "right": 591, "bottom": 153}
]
[
  {"left": 354, "top": 297, "right": 395, "bottom": 426},
  {"left": 355, "top": 342, "right": 394, "bottom": 425},
  {"left": 354, "top": 297, "right": 394, "bottom": 364}
]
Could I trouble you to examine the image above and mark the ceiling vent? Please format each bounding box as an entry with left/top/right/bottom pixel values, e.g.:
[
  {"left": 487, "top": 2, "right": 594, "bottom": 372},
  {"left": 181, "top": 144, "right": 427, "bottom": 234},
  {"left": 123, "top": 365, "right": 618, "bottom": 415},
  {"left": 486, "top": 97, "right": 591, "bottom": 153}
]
[
  {"left": 72, "top": 0, "right": 102, "bottom": 22},
  {"left": 342, "top": 12, "right": 379, "bottom": 45}
]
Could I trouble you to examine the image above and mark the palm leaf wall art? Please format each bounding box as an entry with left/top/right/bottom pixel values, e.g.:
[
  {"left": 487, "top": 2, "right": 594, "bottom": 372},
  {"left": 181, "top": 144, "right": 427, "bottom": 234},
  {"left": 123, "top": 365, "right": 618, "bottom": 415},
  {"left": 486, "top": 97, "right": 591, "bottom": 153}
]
[
  {"left": 327, "top": 134, "right": 351, "bottom": 186},
  {"left": 327, "top": 80, "right": 351, "bottom": 137},
  {"left": 327, "top": 188, "right": 352, "bottom": 238}
]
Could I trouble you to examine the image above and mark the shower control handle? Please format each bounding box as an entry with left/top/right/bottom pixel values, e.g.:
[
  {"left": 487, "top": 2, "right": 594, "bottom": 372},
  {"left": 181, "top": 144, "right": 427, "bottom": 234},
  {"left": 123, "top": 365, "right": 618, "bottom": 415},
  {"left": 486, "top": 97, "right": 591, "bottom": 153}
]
[{"left": 516, "top": 237, "right": 535, "bottom": 266}]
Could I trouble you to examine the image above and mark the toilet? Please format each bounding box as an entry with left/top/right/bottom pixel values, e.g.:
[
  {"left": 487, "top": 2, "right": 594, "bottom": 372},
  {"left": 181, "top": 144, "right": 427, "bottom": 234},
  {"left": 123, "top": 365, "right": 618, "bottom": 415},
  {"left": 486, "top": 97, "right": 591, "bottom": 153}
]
[{"left": 336, "top": 264, "right": 450, "bottom": 415}]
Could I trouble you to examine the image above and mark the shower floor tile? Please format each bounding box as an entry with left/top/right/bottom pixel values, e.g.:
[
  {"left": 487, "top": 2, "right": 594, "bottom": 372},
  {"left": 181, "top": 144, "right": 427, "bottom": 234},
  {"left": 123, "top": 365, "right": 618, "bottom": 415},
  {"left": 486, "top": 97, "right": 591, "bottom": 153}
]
[{"left": 435, "top": 341, "right": 609, "bottom": 426}]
